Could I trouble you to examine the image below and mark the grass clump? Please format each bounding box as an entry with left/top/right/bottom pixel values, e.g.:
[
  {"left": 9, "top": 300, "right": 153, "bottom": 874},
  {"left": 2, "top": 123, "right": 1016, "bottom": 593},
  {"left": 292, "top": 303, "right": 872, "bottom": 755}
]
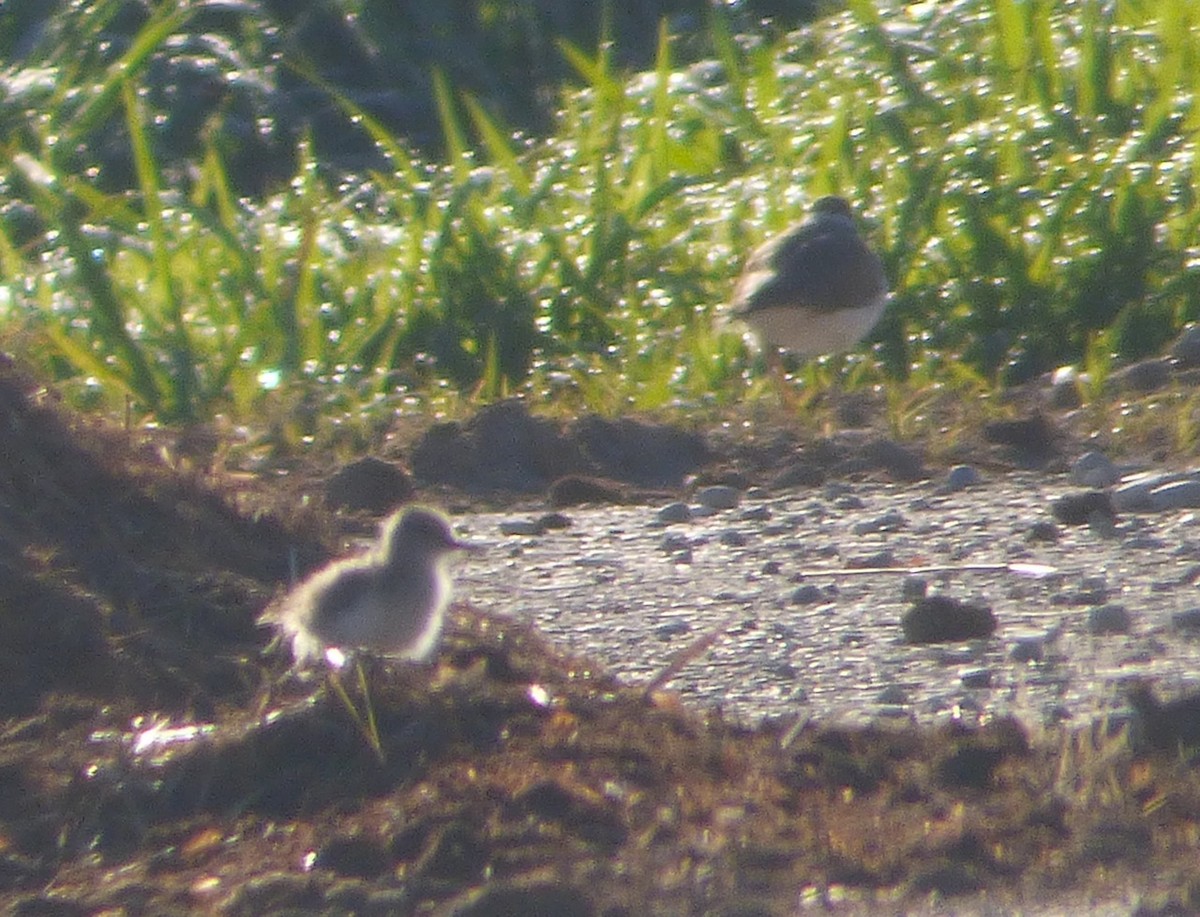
[{"left": 1, "top": 0, "right": 1199, "bottom": 431}]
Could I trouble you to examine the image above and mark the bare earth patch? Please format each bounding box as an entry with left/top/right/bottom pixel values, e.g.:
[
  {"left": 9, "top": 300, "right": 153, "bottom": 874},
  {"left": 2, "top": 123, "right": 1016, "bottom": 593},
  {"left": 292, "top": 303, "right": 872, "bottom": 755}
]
[{"left": 1, "top": 359, "right": 1198, "bottom": 915}]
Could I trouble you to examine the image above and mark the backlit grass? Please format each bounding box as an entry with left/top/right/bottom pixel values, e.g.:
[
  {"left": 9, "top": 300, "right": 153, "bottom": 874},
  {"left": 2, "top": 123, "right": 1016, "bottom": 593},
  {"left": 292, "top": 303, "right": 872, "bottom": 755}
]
[{"left": 1, "top": 0, "right": 1199, "bottom": 432}]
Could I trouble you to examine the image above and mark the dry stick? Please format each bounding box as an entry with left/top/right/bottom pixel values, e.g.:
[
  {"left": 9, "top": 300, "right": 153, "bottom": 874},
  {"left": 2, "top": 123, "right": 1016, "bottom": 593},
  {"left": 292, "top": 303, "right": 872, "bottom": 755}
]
[
  {"left": 641, "top": 561, "right": 1060, "bottom": 699},
  {"left": 643, "top": 611, "right": 741, "bottom": 697},
  {"left": 795, "top": 561, "right": 1059, "bottom": 578}
]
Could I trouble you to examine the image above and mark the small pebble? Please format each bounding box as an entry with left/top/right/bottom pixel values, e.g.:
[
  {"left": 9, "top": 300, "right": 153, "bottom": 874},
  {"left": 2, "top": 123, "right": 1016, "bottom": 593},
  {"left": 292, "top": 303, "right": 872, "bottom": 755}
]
[
  {"left": 656, "top": 620, "right": 691, "bottom": 638},
  {"left": 1149, "top": 479, "right": 1200, "bottom": 511},
  {"left": 790, "top": 584, "right": 825, "bottom": 605},
  {"left": 500, "top": 518, "right": 546, "bottom": 536},
  {"left": 944, "top": 465, "right": 981, "bottom": 492},
  {"left": 960, "top": 668, "right": 992, "bottom": 689},
  {"left": 1071, "top": 451, "right": 1120, "bottom": 488},
  {"left": 1087, "top": 603, "right": 1132, "bottom": 635},
  {"left": 719, "top": 530, "right": 748, "bottom": 547},
  {"left": 901, "top": 576, "right": 928, "bottom": 601},
  {"left": 739, "top": 505, "right": 773, "bottom": 522},
  {"left": 1124, "top": 533, "right": 1167, "bottom": 550},
  {"left": 1113, "top": 472, "right": 1180, "bottom": 513},
  {"left": 659, "top": 532, "right": 690, "bottom": 552},
  {"left": 657, "top": 502, "right": 692, "bottom": 524},
  {"left": 696, "top": 485, "right": 741, "bottom": 510},
  {"left": 852, "top": 510, "right": 907, "bottom": 535},
  {"left": 902, "top": 595, "right": 997, "bottom": 644},
  {"left": 847, "top": 550, "right": 894, "bottom": 569},
  {"left": 1052, "top": 490, "right": 1116, "bottom": 526},
  {"left": 1026, "top": 520, "right": 1060, "bottom": 543},
  {"left": 1171, "top": 608, "right": 1200, "bottom": 631},
  {"left": 1171, "top": 324, "right": 1200, "bottom": 367}
]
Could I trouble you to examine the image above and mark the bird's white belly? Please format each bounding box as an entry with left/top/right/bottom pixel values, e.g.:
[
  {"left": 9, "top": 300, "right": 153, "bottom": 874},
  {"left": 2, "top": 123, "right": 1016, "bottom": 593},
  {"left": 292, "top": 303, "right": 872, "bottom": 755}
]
[{"left": 742, "top": 295, "right": 887, "bottom": 357}]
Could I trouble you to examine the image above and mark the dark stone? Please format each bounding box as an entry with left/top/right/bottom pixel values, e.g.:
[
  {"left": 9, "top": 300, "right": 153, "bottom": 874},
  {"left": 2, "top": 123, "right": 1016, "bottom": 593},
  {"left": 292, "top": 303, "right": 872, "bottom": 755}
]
[
  {"left": 547, "top": 475, "right": 626, "bottom": 507},
  {"left": 324, "top": 457, "right": 414, "bottom": 513},
  {"left": 983, "top": 413, "right": 1057, "bottom": 460},
  {"left": 537, "top": 512, "right": 573, "bottom": 530},
  {"left": 1171, "top": 325, "right": 1200, "bottom": 367},
  {"left": 1051, "top": 490, "right": 1116, "bottom": 526},
  {"left": 834, "top": 392, "right": 878, "bottom": 428},
  {"left": 1026, "top": 520, "right": 1060, "bottom": 542},
  {"left": 790, "top": 584, "right": 824, "bottom": 605},
  {"left": 1171, "top": 608, "right": 1200, "bottom": 631},
  {"left": 902, "top": 595, "right": 997, "bottom": 643}
]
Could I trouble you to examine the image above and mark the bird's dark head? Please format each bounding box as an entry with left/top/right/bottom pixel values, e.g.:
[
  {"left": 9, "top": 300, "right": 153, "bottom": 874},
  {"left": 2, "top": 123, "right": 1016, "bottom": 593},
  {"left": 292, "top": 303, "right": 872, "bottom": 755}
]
[
  {"left": 384, "top": 506, "right": 478, "bottom": 558},
  {"left": 1123, "top": 678, "right": 1161, "bottom": 716},
  {"left": 811, "top": 195, "right": 853, "bottom": 219}
]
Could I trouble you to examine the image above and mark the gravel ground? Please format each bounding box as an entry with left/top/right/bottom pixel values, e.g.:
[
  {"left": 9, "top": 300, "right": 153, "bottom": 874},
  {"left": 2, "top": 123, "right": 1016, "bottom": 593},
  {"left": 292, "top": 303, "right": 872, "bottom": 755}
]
[{"left": 455, "top": 469, "right": 1200, "bottom": 732}]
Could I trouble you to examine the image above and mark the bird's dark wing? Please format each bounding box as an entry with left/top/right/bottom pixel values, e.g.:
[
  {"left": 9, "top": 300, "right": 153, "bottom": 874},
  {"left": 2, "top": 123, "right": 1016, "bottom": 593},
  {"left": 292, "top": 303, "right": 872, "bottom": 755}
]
[
  {"left": 734, "top": 222, "right": 886, "bottom": 316},
  {"left": 307, "top": 565, "right": 376, "bottom": 630}
]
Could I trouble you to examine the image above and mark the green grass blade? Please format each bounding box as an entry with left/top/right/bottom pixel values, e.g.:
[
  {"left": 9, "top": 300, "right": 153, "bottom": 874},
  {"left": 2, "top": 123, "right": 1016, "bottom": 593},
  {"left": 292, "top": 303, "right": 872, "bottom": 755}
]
[
  {"left": 462, "top": 94, "right": 530, "bottom": 197},
  {"left": 59, "top": 4, "right": 192, "bottom": 153},
  {"left": 6, "top": 149, "right": 164, "bottom": 410},
  {"left": 123, "top": 79, "right": 197, "bottom": 421},
  {"left": 432, "top": 68, "right": 470, "bottom": 181}
]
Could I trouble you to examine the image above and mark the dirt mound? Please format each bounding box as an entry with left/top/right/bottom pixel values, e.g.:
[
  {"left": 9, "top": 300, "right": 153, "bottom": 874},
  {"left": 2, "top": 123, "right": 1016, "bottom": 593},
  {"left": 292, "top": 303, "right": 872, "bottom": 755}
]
[
  {"left": 0, "top": 357, "right": 328, "bottom": 716},
  {"left": 410, "top": 399, "right": 711, "bottom": 494}
]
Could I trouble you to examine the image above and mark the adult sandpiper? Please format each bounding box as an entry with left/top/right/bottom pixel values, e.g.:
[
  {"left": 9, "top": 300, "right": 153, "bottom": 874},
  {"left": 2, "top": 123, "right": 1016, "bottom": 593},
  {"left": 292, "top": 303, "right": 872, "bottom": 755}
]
[
  {"left": 731, "top": 195, "right": 888, "bottom": 363},
  {"left": 263, "top": 505, "right": 476, "bottom": 666}
]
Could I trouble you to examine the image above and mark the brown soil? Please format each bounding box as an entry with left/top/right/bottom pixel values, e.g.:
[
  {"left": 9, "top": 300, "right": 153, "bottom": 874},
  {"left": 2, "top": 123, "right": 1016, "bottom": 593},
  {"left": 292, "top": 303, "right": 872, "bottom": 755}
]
[{"left": 1, "top": 357, "right": 1198, "bottom": 915}]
